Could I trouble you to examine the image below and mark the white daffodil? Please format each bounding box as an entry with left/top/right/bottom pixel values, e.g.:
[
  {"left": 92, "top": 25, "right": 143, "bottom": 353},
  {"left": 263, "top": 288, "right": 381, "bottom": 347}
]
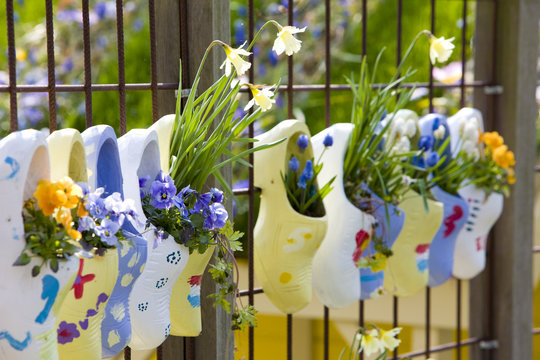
[
  {"left": 433, "top": 124, "right": 446, "bottom": 140},
  {"left": 380, "top": 327, "right": 402, "bottom": 351},
  {"left": 429, "top": 36, "right": 455, "bottom": 65},
  {"left": 245, "top": 86, "right": 276, "bottom": 112},
  {"left": 360, "top": 329, "right": 384, "bottom": 357},
  {"left": 273, "top": 26, "right": 306, "bottom": 56},
  {"left": 220, "top": 44, "right": 251, "bottom": 77}
]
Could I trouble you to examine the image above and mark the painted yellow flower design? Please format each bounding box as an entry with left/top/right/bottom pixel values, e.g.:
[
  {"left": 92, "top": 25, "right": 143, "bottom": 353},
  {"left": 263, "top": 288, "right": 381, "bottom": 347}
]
[{"left": 283, "top": 227, "right": 312, "bottom": 253}]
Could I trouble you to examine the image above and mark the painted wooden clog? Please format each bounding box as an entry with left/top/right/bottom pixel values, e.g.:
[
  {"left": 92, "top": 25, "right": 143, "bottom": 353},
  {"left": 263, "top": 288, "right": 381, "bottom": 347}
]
[
  {"left": 383, "top": 191, "right": 443, "bottom": 296},
  {"left": 0, "top": 130, "right": 79, "bottom": 360},
  {"left": 57, "top": 126, "right": 124, "bottom": 360},
  {"left": 447, "top": 109, "right": 503, "bottom": 279},
  {"left": 311, "top": 123, "right": 373, "bottom": 308},
  {"left": 119, "top": 129, "right": 190, "bottom": 350},
  {"left": 254, "top": 120, "right": 328, "bottom": 314},
  {"left": 416, "top": 115, "right": 470, "bottom": 287}
]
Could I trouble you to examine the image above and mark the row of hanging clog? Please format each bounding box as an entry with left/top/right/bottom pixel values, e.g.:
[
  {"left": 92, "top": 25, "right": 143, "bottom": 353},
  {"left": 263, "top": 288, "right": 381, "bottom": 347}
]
[
  {"left": 252, "top": 108, "right": 504, "bottom": 314},
  {"left": 0, "top": 115, "right": 213, "bottom": 360}
]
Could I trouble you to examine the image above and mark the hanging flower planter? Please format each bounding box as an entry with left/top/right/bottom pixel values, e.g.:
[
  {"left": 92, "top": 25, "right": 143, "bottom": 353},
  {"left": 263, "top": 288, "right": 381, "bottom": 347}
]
[
  {"left": 116, "top": 128, "right": 189, "bottom": 350},
  {"left": 57, "top": 125, "right": 127, "bottom": 360},
  {"left": 253, "top": 119, "right": 328, "bottom": 314},
  {"left": 311, "top": 123, "right": 372, "bottom": 308},
  {"left": 447, "top": 108, "right": 505, "bottom": 279},
  {"left": 0, "top": 130, "right": 79, "bottom": 360},
  {"left": 416, "top": 115, "right": 470, "bottom": 287},
  {"left": 169, "top": 246, "right": 215, "bottom": 336},
  {"left": 383, "top": 190, "right": 443, "bottom": 296}
]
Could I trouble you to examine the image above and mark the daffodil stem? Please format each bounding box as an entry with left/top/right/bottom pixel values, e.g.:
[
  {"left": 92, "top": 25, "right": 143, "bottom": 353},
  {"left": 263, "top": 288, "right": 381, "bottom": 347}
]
[{"left": 390, "top": 30, "right": 431, "bottom": 84}]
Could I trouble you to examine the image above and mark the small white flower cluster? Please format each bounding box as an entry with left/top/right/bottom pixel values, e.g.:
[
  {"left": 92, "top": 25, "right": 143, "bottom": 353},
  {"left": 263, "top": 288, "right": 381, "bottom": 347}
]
[
  {"left": 383, "top": 111, "right": 418, "bottom": 155},
  {"left": 456, "top": 116, "right": 481, "bottom": 160}
]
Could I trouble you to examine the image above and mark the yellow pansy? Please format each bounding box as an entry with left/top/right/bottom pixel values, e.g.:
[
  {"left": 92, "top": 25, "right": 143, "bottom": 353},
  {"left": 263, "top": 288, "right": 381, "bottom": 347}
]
[
  {"left": 482, "top": 131, "right": 504, "bottom": 149},
  {"left": 34, "top": 179, "right": 56, "bottom": 216},
  {"left": 492, "top": 145, "right": 515, "bottom": 169}
]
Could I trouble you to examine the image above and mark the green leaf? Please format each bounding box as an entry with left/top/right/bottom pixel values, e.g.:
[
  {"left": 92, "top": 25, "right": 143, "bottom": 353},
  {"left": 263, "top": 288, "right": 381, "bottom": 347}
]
[{"left": 13, "top": 252, "right": 31, "bottom": 266}]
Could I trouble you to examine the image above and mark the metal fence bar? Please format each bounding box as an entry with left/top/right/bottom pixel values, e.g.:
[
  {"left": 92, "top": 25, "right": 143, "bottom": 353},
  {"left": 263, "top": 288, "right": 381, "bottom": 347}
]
[
  {"left": 247, "top": 0, "right": 255, "bottom": 359},
  {"left": 45, "top": 0, "right": 57, "bottom": 132},
  {"left": 82, "top": 0, "right": 93, "bottom": 128},
  {"left": 115, "top": 0, "right": 127, "bottom": 135},
  {"left": 148, "top": 0, "right": 159, "bottom": 123},
  {"left": 6, "top": 0, "right": 17, "bottom": 130}
]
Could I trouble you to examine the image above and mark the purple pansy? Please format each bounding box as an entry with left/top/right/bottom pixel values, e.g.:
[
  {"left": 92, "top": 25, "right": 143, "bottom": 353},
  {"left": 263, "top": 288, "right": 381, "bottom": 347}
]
[
  {"left": 85, "top": 188, "right": 107, "bottom": 219},
  {"left": 150, "top": 171, "right": 177, "bottom": 209},
  {"left": 95, "top": 218, "right": 121, "bottom": 246},
  {"left": 203, "top": 203, "right": 229, "bottom": 230},
  {"left": 210, "top": 188, "right": 224, "bottom": 203}
]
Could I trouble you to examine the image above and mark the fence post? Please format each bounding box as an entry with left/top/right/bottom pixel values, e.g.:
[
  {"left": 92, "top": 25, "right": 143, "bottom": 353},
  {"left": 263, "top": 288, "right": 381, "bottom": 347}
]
[
  {"left": 156, "top": 1, "right": 232, "bottom": 359},
  {"left": 472, "top": 1, "right": 539, "bottom": 360}
]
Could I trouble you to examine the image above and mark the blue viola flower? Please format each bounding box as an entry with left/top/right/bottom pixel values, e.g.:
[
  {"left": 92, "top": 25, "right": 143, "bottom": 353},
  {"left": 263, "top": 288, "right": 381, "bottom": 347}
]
[
  {"left": 297, "top": 135, "right": 309, "bottom": 152},
  {"left": 95, "top": 218, "right": 120, "bottom": 246},
  {"left": 150, "top": 171, "right": 177, "bottom": 209},
  {"left": 104, "top": 192, "right": 126, "bottom": 225},
  {"left": 418, "top": 135, "right": 435, "bottom": 151},
  {"left": 426, "top": 152, "right": 440, "bottom": 168},
  {"left": 77, "top": 182, "right": 90, "bottom": 196},
  {"left": 210, "top": 188, "right": 224, "bottom": 203},
  {"left": 77, "top": 216, "right": 95, "bottom": 232},
  {"left": 289, "top": 156, "right": 299, "bottom": 172},
  {"left": 153, "top": 228, "right": 167, "bottom": 249},
  {"left": 193, "top": 192, "right": 212, "bottom": 213},
  {"left": 85, "top": 188, "right": 107, "bottom": 219},
  {"left": 180, "top": 185, "right": 196, "bottom": 199},
  {"left": 138, "top": 175, "right": 151, "bottom": 199},
  {"left": 204, "top": 203, "right": 229, "bottom": 230},
  {"left": 323, "top": 133, "right": 334, "bottom": 147}
]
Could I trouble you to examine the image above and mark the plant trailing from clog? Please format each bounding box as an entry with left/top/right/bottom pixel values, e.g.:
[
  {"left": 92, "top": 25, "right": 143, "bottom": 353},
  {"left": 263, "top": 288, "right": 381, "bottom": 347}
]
[
  {"left": 281, "top": 133, "right": 335, "bottom": 217},
  {"left": 14, "top": 176, "right": 85, "bottom": 277}
]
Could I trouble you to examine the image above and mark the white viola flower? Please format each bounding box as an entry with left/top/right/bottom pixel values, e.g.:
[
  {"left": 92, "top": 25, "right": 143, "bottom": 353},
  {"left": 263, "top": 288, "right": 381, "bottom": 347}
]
[
  {"left": 273, "top": 26, "right": 306, "bottom": 56},
  {"left": 220, "top": 43, "right": 251, "bottom": 77},
  {"left": 429, "top": 36, "right": 455, "bottom": 65},
  {"left": 433, "top": 124, "right": 446, "bottom": 140},
  {"left": 245, "top": 86, "right": 276, "bottom": 112}
]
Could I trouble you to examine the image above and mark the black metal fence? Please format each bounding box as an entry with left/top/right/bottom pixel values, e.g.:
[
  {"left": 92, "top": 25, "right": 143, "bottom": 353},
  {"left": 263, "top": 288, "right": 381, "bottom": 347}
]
[{"left": 2, "top": 0, "right": 538, "bottom": 359}]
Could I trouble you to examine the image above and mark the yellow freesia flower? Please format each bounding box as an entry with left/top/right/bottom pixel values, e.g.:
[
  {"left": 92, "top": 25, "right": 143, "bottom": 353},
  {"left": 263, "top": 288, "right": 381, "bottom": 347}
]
[
  {"left": 360, "top": 329, "right": 383, "bottom": 357},
  {"left": 507, "top": 168, "right": 516, "bottom": 184},
  {"left": 482, "top": 131, "right": 504, "bottom": 149},
  {"left": 380, "top": 327, "right": 402, "bottom": 351},
  {"left": 220, "top": 43, "right": 252, "bottom": 77},
  {"left": 245, "top": 85, "right": 276, "bottom": 112},
  {"left": 429, "top": 36, "right": 455, "bottom": 65},
  {"left": 273, "top": 26, "right": 306, "bottom": 56}
]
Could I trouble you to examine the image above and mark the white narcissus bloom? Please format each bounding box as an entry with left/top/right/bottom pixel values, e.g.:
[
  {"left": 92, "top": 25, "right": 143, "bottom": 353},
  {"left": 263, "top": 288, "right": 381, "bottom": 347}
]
[
  {"left": 245, "top": 86, "right": 276, "bottom": 112},
  {"left": 404, "top": 118, "right": 417, "bottom": 138},
  {"left": 273, "top": 26, "right": 307, "bottom": 56},
  {"left": 220, "top": 44, "right": 251, "bottom": 77},
  {"left": 380, "top": 327, "right": 402, "bottom": 351},
  {"left": 360, "top": 329, "right": 384, "bottom": 357},
  {"left": 429, "top": 36, "right": 455, "bottom": 65}
]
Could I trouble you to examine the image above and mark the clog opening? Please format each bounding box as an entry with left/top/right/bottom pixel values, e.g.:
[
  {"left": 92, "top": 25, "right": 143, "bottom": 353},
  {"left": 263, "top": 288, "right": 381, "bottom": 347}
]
[
  {"left": 137, "top": 140, "right": 161, "bottom": 181},
  {"left": 97, "top": 138, "right": 123, "bottom": 196},
  {"left": 23, "top": 145, "right": 50, "bottom": 203},
  {"left": 284, "top": 131, "right": 326, "bottom": 218},
  {"left": 68, "top": 141, "right": 87, "bottom": 183}
]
